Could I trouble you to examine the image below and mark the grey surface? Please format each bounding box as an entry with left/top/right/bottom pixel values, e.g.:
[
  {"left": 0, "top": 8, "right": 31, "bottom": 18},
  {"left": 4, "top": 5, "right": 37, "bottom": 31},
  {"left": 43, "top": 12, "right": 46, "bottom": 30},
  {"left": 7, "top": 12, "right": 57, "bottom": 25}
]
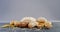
[
  {"left": 0, "top": 22, "right": 60, "bottom": 32},
  {"left": 0, "top": 0, "right": 60, "bottom": 22}
]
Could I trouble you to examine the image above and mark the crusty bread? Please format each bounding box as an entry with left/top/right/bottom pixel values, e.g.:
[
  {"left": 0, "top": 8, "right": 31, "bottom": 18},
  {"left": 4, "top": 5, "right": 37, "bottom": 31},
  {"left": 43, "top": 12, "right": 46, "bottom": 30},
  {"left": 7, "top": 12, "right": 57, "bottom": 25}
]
[
  {"left": 20, "top": 17, "right": 37, "bottom": 28},
  {"left": 37, "top": 17, "right": 48, "bottom": 23},
  {"left": 9, "top": 17, "right": 52, "bottom": 29},
  {"left": 37, "top": 17, "right": 52, "bottom": 29}
]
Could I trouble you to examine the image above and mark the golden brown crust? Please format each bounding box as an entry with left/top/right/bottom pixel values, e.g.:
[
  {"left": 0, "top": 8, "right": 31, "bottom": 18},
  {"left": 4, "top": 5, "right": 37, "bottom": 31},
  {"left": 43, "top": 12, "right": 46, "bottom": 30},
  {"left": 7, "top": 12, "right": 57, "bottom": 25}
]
[
  {"left": 20, "top": 22, "right": 28, "bottom": 28},
  {"left": 9, "top": 17, "right": 52, "bottom": 29}
]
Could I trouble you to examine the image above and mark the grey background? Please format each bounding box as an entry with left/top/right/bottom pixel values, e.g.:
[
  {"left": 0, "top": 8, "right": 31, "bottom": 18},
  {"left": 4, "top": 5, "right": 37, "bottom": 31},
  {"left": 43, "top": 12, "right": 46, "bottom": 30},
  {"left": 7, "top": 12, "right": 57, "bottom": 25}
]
[{"left": 0, "top": 0, "right": 60, "bottom": 23}]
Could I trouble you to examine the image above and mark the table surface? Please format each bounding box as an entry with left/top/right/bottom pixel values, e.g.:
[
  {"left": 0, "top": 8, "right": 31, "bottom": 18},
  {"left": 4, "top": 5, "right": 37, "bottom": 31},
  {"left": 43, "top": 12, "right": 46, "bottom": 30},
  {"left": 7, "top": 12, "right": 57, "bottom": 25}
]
[{"left": 0, "top": 22, "right": 60, "bottom": 32}]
